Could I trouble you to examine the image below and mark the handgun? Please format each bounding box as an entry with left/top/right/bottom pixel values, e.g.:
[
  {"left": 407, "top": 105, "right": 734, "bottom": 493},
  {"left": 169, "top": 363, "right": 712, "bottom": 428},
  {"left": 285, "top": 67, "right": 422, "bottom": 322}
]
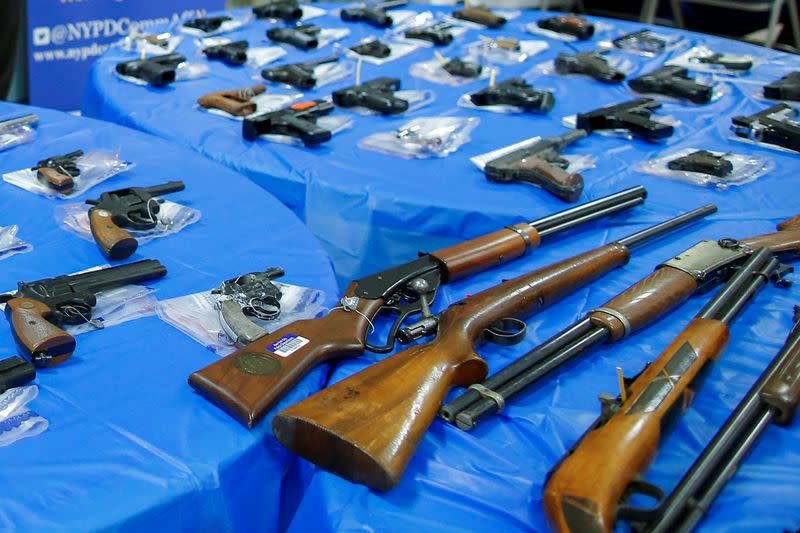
[
  {"left": 202, "top": 40, "right": 249, "bottom": 67},
  {"left": 332, "top": 77, "right": 408, "bottom": 115},
  {"left": 576, "top": 98, "right": 674, "bottom": 141},
  {"left": 629, "top": 66, "right": 713, "bottom": 104},
  {"left": 32, "top": 150, "right": 83, "bottom": 194},
  {"left": 469, "top": 78, "right": 555, "bottom": 114},
  {"left": 667, "top": 150, "right": 734, "bottom": 177},
  {"left": 184, "top": 15, "right": 231, "bottom": 34},
  {"left": 116, "top": 53, "right": 185, "bottom": 87},
  {"left": 554, "top": 51, "right": 625, "bottom": 84},
  {"left": 253, "top": 0, "right": 303, "bottom": 22},
  {"left": 452, "top": 6, "right": 507, "bottom": 29},
  {"left": 537, "top": 15, "right": 594, "bottom": 40},
  {"left": 262, "top": 56, "right": 339, "bottom": 90},
  {"left": 243, "top": 100, "right": 336, "bottom": 146},
  {"left": 267, "top": 25, "right": 322, "bottom": 50}
]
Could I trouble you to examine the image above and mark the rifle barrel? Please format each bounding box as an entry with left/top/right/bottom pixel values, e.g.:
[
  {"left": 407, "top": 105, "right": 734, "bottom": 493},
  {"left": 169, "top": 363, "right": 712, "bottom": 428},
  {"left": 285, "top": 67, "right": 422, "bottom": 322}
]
[
  {"left": 530, "top": 185, "right": 647, "bottom": 235},
  {"left": 617, "top": 204, "right": 717, "bottom": 248}
]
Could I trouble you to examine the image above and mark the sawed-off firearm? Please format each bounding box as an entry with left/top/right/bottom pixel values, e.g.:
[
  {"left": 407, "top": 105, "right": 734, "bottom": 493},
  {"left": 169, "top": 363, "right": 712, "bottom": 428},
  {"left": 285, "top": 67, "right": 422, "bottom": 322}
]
[
  {"left": 543, "top": 247, "right": 790, "bottom": 533},
  {"left": 188, "top": 187, "right": 649, "bottom": 427},
  {"left": 270, "top": 204, "right": 716, "bottom": 490}
]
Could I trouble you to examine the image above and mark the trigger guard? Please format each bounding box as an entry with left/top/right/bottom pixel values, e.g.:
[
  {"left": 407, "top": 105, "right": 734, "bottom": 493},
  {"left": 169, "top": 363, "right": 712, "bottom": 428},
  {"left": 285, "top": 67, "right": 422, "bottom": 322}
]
[
  {"left": 615, "top": 478, "right": 665, "bottom": 525},
  {"left": 484, "top": 318, "right": 526, "bottom": 346}
]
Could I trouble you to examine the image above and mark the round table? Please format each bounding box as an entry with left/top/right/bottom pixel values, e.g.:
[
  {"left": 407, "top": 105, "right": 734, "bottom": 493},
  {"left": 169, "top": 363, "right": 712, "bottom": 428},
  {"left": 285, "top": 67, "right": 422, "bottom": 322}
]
[{"left": 0, "top": 102, "right": 338, "bottom": 531}]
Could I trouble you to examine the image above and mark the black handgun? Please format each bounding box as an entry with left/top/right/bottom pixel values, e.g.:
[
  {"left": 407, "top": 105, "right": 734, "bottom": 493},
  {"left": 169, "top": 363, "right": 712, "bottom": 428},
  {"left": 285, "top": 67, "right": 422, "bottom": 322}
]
[
  {"left": 469, "top": 78, "right": 555, "bottom": 114},
  {"left": 0, "top": 261, "right": 167, "bottom": 366},
  {"left": 484, "top": 129, "right": 588, "bottom": 201},
  {"left": 731, "top": 103, "right": 800, "bottom": 153},
  {"left": 341, "top": 0, "right": 407, "bottom": 28},
  {"left": 85, "top": 181, "right": 186, "bottom": 260},
  {"left": 116, "top": 53, "right": 185, "bottom": 87},
  {"left": 554, "top": 51, "right": 625, "bottom": 84},
  {"left": 612, "top": 29, "right": 667, "bottom": 54},
  {"left": 332, "top": 77, "right": 408, "bottom": 115},
  {"left": 350, "top": 39, "right": 391, "bottom": 58},
  {"left": 667, "top": 150, "right": 733, "bottom": 177},
  {"left": 576, "top": 98, "right": 674, "bottom": 141},
  {"left": 405, "top": 22, "right": 454, "bottom": 46},
  {"left": 629, "top": 66, "right": 713, "bottom": 104},
  {"left": 537, "top": 15, "right": 594, "bottom": 40},
  {"left": 764, "top": 72, "right": 800, "bottom": 102},
  {"left": 452, "top": 7, "right": 507, "bottom": 29},
  {"left": 184, "top": 15, "right": 232, "bottom": 34},
  {"left": 33, "top": 150, "right": 84, "bottom": 194},
  {"left": 212, "top": 267, "right": 285, "bottom": 347},
  {"left": 267, "top": 24, "right": 322, "bottom": 50},
  {"left": 203, "top": 40, "right": 249, "bottom": 66},
  {"left": 243, "top": 100, "right": 335, "bottom": 146},
  {"left": 253, "top": 0, "right": 303, "bottom": 22},
  {"left": 443, "top": 58, "right": 482, "bottom": 78},
  {"left": 692, "top": 52, "right": 752, "bottom": 72},
  {"left": 262, "top": 56, "right": 339, "bottom": 89}
]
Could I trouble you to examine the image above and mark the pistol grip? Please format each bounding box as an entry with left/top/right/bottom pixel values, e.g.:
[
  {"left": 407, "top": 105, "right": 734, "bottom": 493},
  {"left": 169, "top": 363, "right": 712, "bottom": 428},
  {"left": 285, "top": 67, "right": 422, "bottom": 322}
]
[
  {"left": 4, "top": 298, "right": 75, "bottom": 366},
  {"left": 37, "top": 167, "right": 74, "bottom": 193},
  {"left": 89, "top": 208, "right": 138, "bottom": 261},
  {"left": 218, "top": 299, "right": 268, "bottom": 347}
]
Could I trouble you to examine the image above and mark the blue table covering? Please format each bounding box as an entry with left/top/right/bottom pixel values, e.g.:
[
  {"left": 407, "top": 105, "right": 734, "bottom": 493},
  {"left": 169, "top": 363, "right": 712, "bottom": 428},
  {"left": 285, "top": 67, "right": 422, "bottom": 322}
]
[
  {"left": 0, "top": 102, "right": 338, "bottom": 531},
  {"left": 80, "top": 5, "right": 800, "bottom": 532}
]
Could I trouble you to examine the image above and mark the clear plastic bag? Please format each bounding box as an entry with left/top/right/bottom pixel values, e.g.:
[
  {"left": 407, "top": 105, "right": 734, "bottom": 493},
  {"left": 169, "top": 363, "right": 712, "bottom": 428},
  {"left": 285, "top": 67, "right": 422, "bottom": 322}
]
[
  {"left": 470, "top": 135, "right": 597, "bottom": 175},
  {"left": 524, "top": 19, "right": 613, "bottom": 42},
  {"left": 394, "top": 12, "right": 468, "bottom": 47},
  {"left": 55, "top": 200, "right": 201, "bottom": 246},
  {"left": 410, "top": 57, "right": 493, "bottom": 86},
  {"left": 118, "top": 33, "right": 183, "bottom": 55},
  {"left": 629, "top": 73, "right": 729, "bottom": 105},
  {"left": 179, "top": 13, "right": 253, "bottom": 37},
  {"left": 340, "top": 39, "right": 419, "bottom": 65},
  {"left": 359, "top": 116, "right": 479, "bottom": 159},
  {"left": 458, "top": 81, "right": 554, "bottom": 114},
  {"left": 3, "top": 150, "right": 134, "bottom": 199},
  {"left": 562, "top": 114, "right": 681, "bottom": 142},
  {"left": 0, "top": 121, "right": 37, "bottom": 153},
  {"left": 600, "top": 29, "right": 686, "bottom": 57},
  {"left": 200, "top": 90, "right": 303, "bottom": 120},
  {"left": 259, "top": 115, "right": 353, "bottom": 146},
  {"left": 530, "top": 54, "right": 636, "bottom": 80},
  {"left": 300, "top": 5, "right": 327, "bottom": 21},
  {"left": 0, "top": 225, "right": 32, "bottom": 260},
  {"left": 667, "top": 45, "right": 758, "bottom": 76},
  {"left": 0, "top": 386, "right": 47, "bottom": 448},
  {"left": 343, "top": 89, "right": 436, "bottom": 116},
  {"left": 636, "top": 147, "right": 773, "bottom": 189},
  {"left": 115, "top": 60, "right": 209, "bottom": 86},
  {"left": 464, "top": 36, "right": 549, "bottom": 65},
  {"left": 156, "top": 281, "right": 327, "bottom": 355}
]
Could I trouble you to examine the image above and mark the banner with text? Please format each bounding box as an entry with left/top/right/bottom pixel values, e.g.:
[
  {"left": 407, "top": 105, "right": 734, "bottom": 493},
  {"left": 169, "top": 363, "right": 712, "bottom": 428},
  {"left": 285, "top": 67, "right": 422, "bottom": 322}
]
[{"left": 27, "top": 0, "right": 224, "bottom": 110}]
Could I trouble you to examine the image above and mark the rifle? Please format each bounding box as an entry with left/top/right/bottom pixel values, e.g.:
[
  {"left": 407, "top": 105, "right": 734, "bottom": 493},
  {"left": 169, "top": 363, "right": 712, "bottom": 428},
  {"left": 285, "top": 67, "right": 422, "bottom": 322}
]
[
  {"left": 667, "top": 150, "right": 733, "bottom": 177},
  {"left": 537, "top": 15, "right": 594, "bottom": 40},
  {"left": 33, "top": 150, "right": 83, "bottom": 194},
  {"left": 577, "top": 98, "right": 673, "bottom": 141},
  {"left": 543, "top": 247, "right": 789, "bottom": 533},
  {"left": 483, "top": 129, "right": 588, "bottom": 202},
  {"left": 350, "top": 39, "right": 391, "bottom": 58},
  {"left": 441, "top": 216, "right": 800, "bottom": 429},
  {"left": 0, "top": 261, "right": 167, "bottom": 366},
  {"left": 0, "top": 114, "right": 38, "bottom": 134},
  {"left": 184, "top": 15, "right": 231, "bottom": 34},
  {"left": 261, "top": 56, "right": 339, "bottom": 89},
  {"left": 340, "top": 0, "right": 407, "bottom": 28},
  {"left": 690, "top": 52, "right": 752, "bottom": 71},
  {"left": 469, "top": 78, "right": 555, "bottom": 114},
  {"left": 763, "top": 71, "right": 800, "bottom": 102},
  {"left": 198, "top": 85, "right": 266, "bottom": 116},
  {"left": 253, "top": 0, "right": 303, "bottom": 22},
  {"left": 212, "top": 267, "right": 285, "bottom": 347},
  {"left": 85, "top": 181, "right": 186, "bottom": 260},
  {"left": 188, "top": 187, "right": 649, "bottom": 427},
  {"left": 441, "top": 57, "right": 482, "bottom": 78},
  {"left": 267, "top": 25, "right": 321, "bottom": 50},
  {"left": 270, "top": 205, "right": 716, "bottom": 490},
  {"left": 612, "top": 29, "right": 667, "bottom": 54},
  {"left": 404, "top": 22, "right": 454, "bottom": 46},
  {"left": 731, "top": 102, "right": 800, "bottom": 153},
  {"left": 242, "top": 100, "right": 335, "bottom": 146},
  {"left": 554, "top": 51, "right": 626, "bottom": 84},
  {"left": 332, "top": 77, "right": 408, "bottom": 115},
  {"left": 629, "top": 66, "right": 713, "bottom": 104},
  {"left": 116, "top": 53, "right": 185, "bottom": 87},
  {"left": 452, "top": 7, "right": 507, "bottom": 29},
  {"left": 202, "top": 40, "right": 249, "bottom": 67}
]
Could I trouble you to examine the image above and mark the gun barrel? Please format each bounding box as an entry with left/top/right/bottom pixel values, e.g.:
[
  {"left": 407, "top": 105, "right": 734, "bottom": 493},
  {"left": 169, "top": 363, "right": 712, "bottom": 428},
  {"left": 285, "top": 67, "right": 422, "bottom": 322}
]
[
  {"left": 62, "top": 259, "right": 167, "bottom": 293},
  {"left": 302, "top": 55, "right": 340, "bottom": 68},
  {"left": 530, "top": 185, "right": 647, "bottom": 235},
  {"left": 143, "top": 181, "right": 185, "bottom": 197},
  {"left": 617, "top": 204, "right": 717, "bottom": 249},
  {"left": 0, "top": 114, "right": 38, "bottom": 132}
]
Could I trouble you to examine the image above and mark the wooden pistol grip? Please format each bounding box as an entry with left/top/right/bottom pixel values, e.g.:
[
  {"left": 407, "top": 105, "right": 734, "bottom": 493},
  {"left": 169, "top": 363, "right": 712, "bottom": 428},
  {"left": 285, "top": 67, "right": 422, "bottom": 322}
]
[
  {"left": 273, "top": 334, "right": 487, "bottom": 491},
  {"left": 89, "top": 209, "right": 138, "bottom": 261},
  {"left": 544, "top": 318, "right": 728, "bottom": 532},
  {"left": 4, "top": 298, "right": 76, "bottom": 366},
  {"left": 515, "top": 157, "right": 584, "bottom": 202},
  {"left": 429, "top": 223, "right": 541, "bottom": 282},
  {"left": 590, "top": 266, "right": 698, "bottom": 341},
  {"left": 761, "top": 329, "right": 800, "bottom": 425},
  {"left": 37, "top": 167, "right": 74, "bottom": 193},
  {"left": 189, "top": 283, "right": 384, "bottom": 428}
]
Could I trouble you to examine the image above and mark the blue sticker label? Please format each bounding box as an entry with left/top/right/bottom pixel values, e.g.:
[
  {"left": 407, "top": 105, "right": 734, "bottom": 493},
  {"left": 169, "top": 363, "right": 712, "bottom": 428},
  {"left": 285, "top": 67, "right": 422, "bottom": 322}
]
[{"left": 266, "top": 334, "right": 310, "bottom": 357}]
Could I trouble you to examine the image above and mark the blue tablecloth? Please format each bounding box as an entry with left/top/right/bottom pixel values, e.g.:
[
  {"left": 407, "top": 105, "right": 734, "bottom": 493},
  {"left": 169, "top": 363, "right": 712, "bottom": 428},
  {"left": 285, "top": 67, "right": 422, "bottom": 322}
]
[
  {"left": 0, "top": 102, "right": 338, "bottom": 531},
  {"left": 80, "top": 5, "right": 800, "bottom": 532}
]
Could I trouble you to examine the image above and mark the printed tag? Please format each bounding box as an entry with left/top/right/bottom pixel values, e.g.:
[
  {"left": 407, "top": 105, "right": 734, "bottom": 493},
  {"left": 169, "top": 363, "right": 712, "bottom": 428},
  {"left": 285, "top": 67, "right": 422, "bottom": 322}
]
[{"left": 267, "top": 334, "right": 310, "bottom": 357}]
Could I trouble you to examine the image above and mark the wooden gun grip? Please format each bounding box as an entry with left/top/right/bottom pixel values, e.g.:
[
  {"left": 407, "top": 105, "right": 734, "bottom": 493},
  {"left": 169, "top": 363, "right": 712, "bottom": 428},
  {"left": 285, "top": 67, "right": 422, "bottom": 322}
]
[
  {"left": 515, "top": 156, "right": 584, "bottom": 202},
  {"left": 4, "top": 298, "right": 75, "bottom": 366},
  {"left": 273, "top": 339, "right": 487, "bottom": 491},
  {"left": 89, "top": 209, "right": 138, "bottom": 261},
  {"left": 37, "top": 167, "right": 74, "bottom": 193}
]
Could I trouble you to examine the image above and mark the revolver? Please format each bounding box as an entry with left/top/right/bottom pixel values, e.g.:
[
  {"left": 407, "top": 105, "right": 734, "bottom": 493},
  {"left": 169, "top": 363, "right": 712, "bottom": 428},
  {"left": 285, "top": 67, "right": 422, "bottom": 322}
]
[
  {"left": 212, "top": 267, "right": 285, "bottom": 347},
  {"left": 332, "top": 77, "right": 408, "bottom": 115},
  {"left": 576, "top": 98, "right": 674, "bottom": 141},
  {"left": 184, "top": 15, "right": 231, "bottom": 34},
  {"left": 452, "top": 6, "right": 507, "bottom": 29},
  {"left": 253, "top": 0, "right": 303, "bottom": 22},
  {"left": 267, "top": 25, "right": 321, "bottom": 50},
  {"left": 537, "top": 15, "right": 594, "bottom": 40},
  {"left": 554, "top": 50, "right": 625, "bottom": 84},
  {"left": 667, "top": 150, "right": 733, "bottom": 177},
  {"left": 469, "top": 78, "right": 555, "bottom": 114},
  {"left": 261, "top": 56, "right": 339, "bottom": 89},
  {"left": 405, "top": 22, "right": 454, "bottom": 46},
  {"left": 198, "top": 85, "right": 266, "bottom": 116},
  {"left": 202, "top": 40, "right": 249, "bottom": 66},
  {"left": 116, "top": 53, "right": 185, "bottom": 87},
  {"left": 629, "top": 66, "right": 713, "bottom": 104},
  {"left": 243, "top": 100, "right": 336, "bottom": 146},
  {"left": 33, "top": 150, "right": 83, "bottom": 194}
]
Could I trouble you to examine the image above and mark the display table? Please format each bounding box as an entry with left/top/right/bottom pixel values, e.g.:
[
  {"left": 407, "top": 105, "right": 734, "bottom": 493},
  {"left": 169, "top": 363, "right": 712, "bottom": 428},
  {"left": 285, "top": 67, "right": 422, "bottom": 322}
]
[{"left": 0, "top": 102, "right": 338, "bottom": 531}]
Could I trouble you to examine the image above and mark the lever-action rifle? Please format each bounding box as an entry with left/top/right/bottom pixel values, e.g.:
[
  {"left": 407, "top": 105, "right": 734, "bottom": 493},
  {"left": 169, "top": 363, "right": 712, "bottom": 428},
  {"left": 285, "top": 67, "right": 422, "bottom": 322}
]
[
  {"left": 484, "top": 129, "right": 588, "bottom": 202},
  {"left": 85, "top": 181, "right": 186, "bottom": 260},
  {"left": 243, "top": 100, "right": 335, "bottom": 146},
  {"left": 469, "top": 78, "right": 555, "bottom": 114},
  {"left": 270, "top": 205, "right": 716, "bottom": 490},
  {"left": 350, "top": 39, "right": 391, "bottom": 58},
  {"left": 667, "top": 150, "right": 733, "bottom": 177},
  {"left": 629, "top": 66, "right": 713, "bottom": 104},
  {"left": 262, "top": 56, "right": 339, "bottom": 89},
  {"left": 441, "top": 215, "right": 800, "bottom": 430},
  {"left": 452, "top": 7, "right": 507, "bottom": 29},
  {"left": 267, "top": 25, "right": 321, "bottom": 50},
  {"left": 198, "top": 85, "right": 265, "bottom": 116},
  {"left": 253, "top": 0, "right": 303, "bottom": 22},
  {"left": 763, "top": 71, "right": 800, "bottom": 102},
  {"left": 0, "top": 260, "right": 167, "bottom": 366},
  {"left": 332, "top": 77, "right": 408, "bottom": 115},
  {"left": 555, "top": 51, "right": 625, "bottom": 84},
  {"left": 537, "top": 15, "right": 594, "bottom": 40},
  {"left": 690, "top": 52, "right": 752, "bottom": 71},
  {"left": 731, "top": 102, "right": 800, "bottom": 153},
  {"left": 341, "top": 0, "right": 407, "bottom": 28},
  {"left": 116, "top": 53, "right": 185, "bottom": 87},
  {"left": 184, "top": 15, "right": 231, "bottom": 34},
  {"left": 405, "top": 22, "right": 454, "bottom": 46},
  {"left": 188, "top": 187, "right": 649, "bottom": 427},
  {"left": 212, "top": 267, "right": 285, "bottom": 347},
  {"left": 203, "top": 40, "right": 249, "bottom": 66},
  {"left": 33, "top": 150, "right": 83, "bottom": 194},
  {"left": 543, "top": 247, "right": 790, "bottom": 533},
  {"left": 577, "top": 98, "right": 674, "bottom": 141}
]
